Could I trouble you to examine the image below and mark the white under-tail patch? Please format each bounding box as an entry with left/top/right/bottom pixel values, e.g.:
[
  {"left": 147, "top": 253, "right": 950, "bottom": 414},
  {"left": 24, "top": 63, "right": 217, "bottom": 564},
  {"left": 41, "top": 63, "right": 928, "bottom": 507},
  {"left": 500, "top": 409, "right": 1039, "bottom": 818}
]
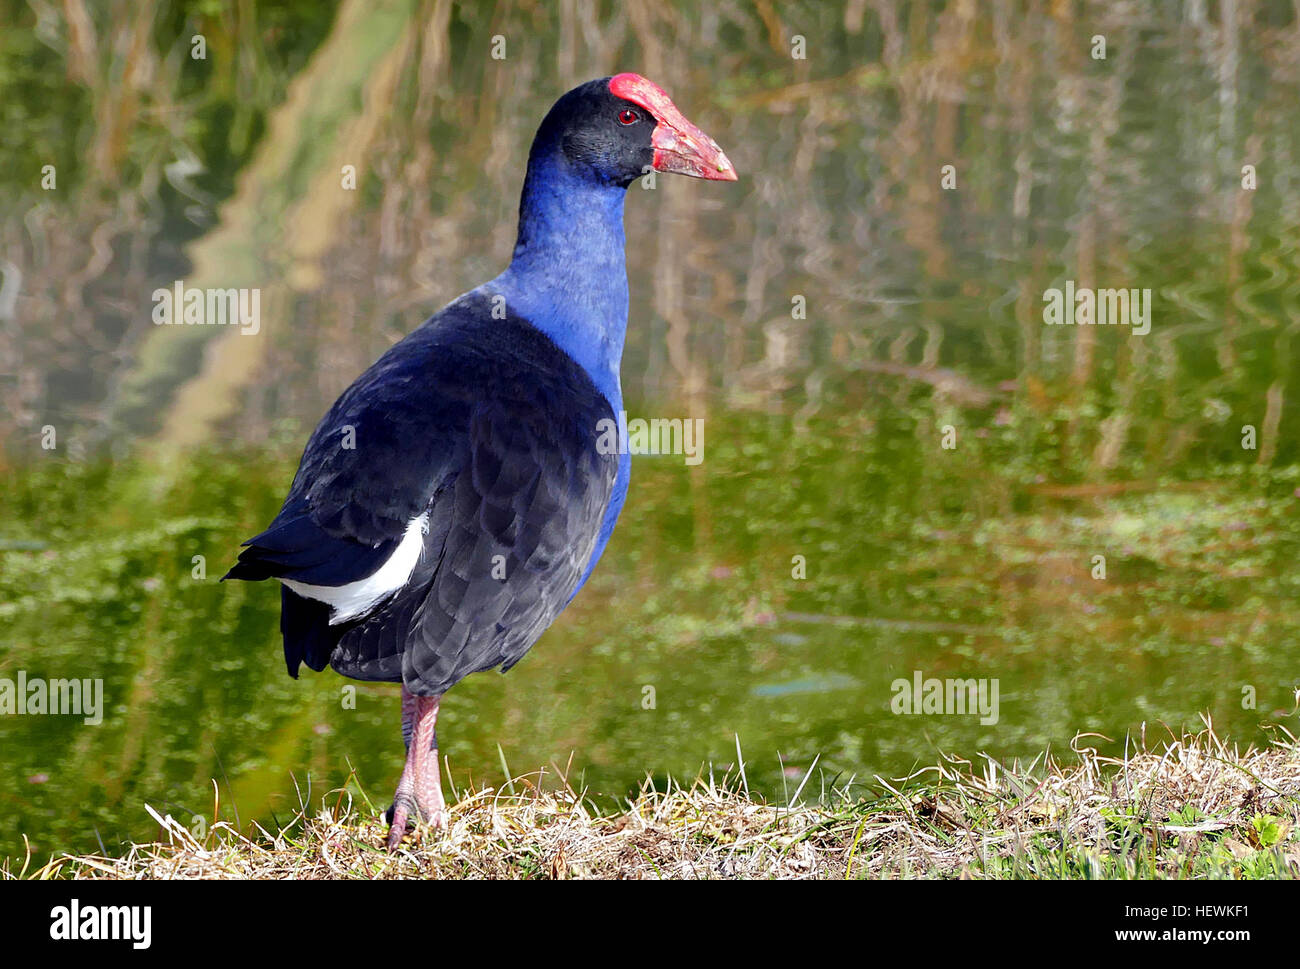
[{"left": 283, "top": 513, "right": 429, "bottom": 624}]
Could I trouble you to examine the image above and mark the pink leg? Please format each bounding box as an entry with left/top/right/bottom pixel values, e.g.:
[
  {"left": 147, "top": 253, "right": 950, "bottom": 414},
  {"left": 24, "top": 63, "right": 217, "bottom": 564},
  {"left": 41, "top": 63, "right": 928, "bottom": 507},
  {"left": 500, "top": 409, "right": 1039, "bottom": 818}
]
[
  {"left": 385, "top": 687, "right": 445, "bottom": 850},
  {"left": 385, "top": 689, "right": 419, "bottom": 850},
  {"left": 410, "top": 694, "right": 445, "bottom": 827}
]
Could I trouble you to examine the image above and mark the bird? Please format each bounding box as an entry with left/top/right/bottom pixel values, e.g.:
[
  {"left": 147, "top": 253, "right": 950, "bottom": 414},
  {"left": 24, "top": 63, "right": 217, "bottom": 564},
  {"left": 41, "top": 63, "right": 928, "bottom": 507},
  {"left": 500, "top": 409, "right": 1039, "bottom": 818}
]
[{"left": 224, "top": 74, "right": 736, "bottom": 849}]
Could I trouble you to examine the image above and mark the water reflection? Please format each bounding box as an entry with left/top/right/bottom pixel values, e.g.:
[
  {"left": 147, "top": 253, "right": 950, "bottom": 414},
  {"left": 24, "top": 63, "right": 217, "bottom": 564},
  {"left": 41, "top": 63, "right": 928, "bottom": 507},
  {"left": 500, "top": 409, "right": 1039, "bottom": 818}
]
[{"left": 1, "top": 2, "right": 1299, "bottom": 862}]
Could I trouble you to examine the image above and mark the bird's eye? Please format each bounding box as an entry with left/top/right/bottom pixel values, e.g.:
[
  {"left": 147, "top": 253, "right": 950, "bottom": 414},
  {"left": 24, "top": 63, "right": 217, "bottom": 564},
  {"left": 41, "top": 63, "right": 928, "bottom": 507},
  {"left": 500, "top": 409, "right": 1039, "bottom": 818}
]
[{"left": 618, "top": 109, "right": 638, "bottom": 125}]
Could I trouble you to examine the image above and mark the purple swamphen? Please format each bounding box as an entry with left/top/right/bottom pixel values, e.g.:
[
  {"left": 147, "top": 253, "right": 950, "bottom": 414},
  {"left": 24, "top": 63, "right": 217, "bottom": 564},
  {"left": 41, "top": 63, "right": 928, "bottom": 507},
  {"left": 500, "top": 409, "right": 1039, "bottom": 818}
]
[{"left": 224, "top": 74, "right": 736, "bottom": 849}]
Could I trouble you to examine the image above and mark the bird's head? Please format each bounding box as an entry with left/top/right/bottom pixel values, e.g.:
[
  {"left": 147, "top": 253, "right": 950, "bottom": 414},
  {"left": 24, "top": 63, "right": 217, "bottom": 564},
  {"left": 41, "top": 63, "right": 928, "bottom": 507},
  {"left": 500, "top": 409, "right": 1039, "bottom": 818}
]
[{"left": 531, "top": 73, "right": 737, "bottom": 188}]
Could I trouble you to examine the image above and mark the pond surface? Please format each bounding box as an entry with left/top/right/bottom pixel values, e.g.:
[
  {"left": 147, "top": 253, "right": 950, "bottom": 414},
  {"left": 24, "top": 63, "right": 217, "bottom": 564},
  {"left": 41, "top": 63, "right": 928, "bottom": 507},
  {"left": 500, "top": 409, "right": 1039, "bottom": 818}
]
[{"left": 1, "top": 2, "right": 1299, "bottom": 862}]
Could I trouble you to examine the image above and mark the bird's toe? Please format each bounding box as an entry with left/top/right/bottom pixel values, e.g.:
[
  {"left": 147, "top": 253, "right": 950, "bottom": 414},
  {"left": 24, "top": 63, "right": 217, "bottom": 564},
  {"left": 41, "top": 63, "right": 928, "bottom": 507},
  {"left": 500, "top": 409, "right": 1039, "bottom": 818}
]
[
  {"left": 383, "top": 794, "right": 446, "bottom": 849},
  {"left": 420, "top": 803, "right": 447, "bottom": 830},
  {"left": 384, "top": 793, "right": 419, "bottom": 850}
]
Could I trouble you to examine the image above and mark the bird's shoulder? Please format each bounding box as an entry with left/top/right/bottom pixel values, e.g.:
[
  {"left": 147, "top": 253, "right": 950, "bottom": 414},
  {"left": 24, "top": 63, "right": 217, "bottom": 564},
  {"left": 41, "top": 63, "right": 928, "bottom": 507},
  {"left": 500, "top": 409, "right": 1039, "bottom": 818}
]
[
  {"left": 294, "top": 290, "right": 612, "bottom": 520},
  {"left": 310, "top": 292, "right": 599, "bottom": 438},
  {"left": 230, "top": 290, "right": 617, "bottom": 586}
]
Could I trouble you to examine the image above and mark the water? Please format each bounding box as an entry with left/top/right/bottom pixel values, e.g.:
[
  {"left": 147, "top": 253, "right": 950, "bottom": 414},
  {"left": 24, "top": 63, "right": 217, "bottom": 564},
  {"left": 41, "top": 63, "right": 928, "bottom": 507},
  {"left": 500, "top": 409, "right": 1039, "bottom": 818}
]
[{"left": 2, "top": 1, "right": 1299, "bottom": 862}]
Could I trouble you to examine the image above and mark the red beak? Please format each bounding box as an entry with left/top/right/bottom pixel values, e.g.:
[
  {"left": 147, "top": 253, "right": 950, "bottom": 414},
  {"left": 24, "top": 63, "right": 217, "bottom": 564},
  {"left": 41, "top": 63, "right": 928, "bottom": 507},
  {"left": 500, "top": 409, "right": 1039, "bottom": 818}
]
[{"left": 609, "top": 73, "right": 738, "bottom": 182}]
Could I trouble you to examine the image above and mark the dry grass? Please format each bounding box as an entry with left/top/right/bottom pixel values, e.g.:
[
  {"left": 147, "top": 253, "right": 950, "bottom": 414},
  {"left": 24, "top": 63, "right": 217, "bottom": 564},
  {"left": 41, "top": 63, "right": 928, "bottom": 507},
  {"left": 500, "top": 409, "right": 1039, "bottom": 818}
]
[{"left": 15, "top": 723, "right": 1300, "bottom": 880}]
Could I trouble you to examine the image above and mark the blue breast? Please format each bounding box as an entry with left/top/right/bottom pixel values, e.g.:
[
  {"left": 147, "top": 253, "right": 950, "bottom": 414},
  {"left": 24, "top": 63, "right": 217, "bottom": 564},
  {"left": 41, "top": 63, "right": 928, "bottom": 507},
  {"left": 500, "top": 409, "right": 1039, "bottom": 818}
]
[{"left": 487, "top": 150, "right": 636, "bottom": 595}]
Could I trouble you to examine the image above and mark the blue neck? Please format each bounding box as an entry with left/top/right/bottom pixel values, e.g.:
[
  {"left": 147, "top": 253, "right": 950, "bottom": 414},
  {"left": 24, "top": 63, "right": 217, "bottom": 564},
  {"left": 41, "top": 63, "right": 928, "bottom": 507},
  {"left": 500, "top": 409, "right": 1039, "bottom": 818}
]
[{"left": 488, "top": 152, "right": 628, "bottom": 409}]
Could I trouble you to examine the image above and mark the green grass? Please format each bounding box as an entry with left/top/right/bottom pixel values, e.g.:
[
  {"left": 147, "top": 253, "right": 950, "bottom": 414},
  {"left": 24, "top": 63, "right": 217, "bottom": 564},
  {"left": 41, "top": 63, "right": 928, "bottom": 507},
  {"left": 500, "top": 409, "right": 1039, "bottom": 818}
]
[{"left": 11, "top": 725, "right": 1297, "bottom": 880}]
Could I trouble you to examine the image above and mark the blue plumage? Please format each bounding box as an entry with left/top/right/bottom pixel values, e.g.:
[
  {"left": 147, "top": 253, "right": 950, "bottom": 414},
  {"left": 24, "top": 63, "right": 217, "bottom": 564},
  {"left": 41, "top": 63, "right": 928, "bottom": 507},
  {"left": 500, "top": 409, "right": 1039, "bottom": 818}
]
[
  {"left": 227, "top": 292, "right": 618, "bottom": 691},
  {"left": 223, "top": 74, "right": 736, "bottom": 845}
]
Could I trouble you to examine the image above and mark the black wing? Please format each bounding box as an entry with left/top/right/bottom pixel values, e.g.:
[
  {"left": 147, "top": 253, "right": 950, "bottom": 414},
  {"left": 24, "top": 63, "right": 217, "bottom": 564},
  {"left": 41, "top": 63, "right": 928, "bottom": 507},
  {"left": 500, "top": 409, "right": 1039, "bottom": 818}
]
[{"left": 225, "top": 293, "right": 618, "bottom": 694}]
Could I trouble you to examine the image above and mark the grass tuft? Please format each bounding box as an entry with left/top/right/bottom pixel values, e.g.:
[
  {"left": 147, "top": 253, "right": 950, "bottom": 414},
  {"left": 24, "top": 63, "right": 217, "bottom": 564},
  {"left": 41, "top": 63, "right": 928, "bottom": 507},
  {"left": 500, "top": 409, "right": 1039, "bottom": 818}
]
[{"left": 12, "top": 723, "right": 1300, "bottom": 879}]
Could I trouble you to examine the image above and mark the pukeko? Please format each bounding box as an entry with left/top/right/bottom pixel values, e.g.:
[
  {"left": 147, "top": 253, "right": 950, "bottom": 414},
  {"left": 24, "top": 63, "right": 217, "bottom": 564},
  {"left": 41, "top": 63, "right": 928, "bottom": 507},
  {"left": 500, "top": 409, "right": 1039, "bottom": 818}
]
[{"left": 225, "top": 74, "right": 736, "bottom": 849}]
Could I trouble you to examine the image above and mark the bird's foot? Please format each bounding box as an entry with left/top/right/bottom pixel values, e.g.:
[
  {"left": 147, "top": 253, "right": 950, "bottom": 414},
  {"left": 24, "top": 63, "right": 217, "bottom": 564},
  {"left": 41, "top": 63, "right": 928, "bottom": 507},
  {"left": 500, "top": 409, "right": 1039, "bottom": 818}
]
[
  {"left": 384, "top": 797, "right": 446, "bottom": 828},
  {"left": 384, "top": 792, "right": 446, "bottom": 849},
  {"left": 385, "top": 802, "right": 410, "bottom": 851},
  {"left": 386, "top": 690, "right": 445, "bottom": 850}
]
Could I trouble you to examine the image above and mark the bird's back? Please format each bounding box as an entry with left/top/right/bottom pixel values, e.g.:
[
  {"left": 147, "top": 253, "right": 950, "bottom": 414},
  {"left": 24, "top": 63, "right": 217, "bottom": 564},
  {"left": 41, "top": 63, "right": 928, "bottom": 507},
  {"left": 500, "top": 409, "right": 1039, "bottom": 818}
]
[{"left": 227, "top": 290, "right": 620, "bottom": 695}]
